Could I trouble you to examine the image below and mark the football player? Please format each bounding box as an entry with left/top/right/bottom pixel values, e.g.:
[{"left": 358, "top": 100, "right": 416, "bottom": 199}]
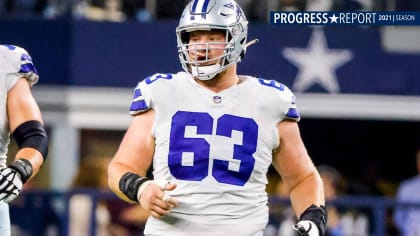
[
  {"left": 108, "top": 0, "right": 326, "bottom": 235},
  {"left": 0, "top": 45, "right": 48, "bottom": 235}
]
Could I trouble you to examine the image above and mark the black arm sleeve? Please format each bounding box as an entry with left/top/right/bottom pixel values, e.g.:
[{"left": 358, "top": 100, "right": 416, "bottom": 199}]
[{"left": 12, "top": 120, "right": 48, "bottom": 160}]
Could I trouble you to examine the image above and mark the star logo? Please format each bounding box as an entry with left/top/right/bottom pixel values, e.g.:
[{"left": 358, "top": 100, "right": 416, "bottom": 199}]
[
  {"left": 330, "top": 14, "right": 339, "bottom": 23},
  {"left": 282, "top": 29, "right": 353, "bottom": 93}
]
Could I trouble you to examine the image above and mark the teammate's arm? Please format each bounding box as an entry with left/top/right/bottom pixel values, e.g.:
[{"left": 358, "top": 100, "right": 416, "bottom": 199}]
[
  {"left": 272, "top": 120, "right": 326, "bottom": 235},
  {"left": 8, "top": 78, "right": 45, "bottom": 173},
  {"left": 107, "top": 109, "right": 177, "bottom": 218},
  {"left": 1, "top": 78, "right": 47, "bottom": 203}
]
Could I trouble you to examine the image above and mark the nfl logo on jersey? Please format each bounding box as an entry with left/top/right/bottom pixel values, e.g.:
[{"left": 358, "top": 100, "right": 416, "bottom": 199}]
[{"left": 213, "top": 96, "right": 222, "bottom": 104}]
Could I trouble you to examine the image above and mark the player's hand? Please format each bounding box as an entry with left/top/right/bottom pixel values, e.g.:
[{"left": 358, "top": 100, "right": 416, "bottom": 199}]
[
  {"left": 138, "top": 181, "right": 178, "bottom": 218},
  {"left": 293, "top": 220, "right": 320, "bottom": 236},
  {"left": 0, "top": 167, "right": 23, "bottom": 203}
]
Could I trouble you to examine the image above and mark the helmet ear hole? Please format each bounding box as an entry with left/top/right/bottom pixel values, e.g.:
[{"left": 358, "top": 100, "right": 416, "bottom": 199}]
[
  {"left": 240, "top": 38, "right": 246, "bottom": 45},
  {"left": 239, "top": 38, "right": 246, "bottom": 59}
]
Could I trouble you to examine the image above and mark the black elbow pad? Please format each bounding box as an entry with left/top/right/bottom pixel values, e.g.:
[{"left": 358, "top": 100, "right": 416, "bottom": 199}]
[{"left": 12, "top": 120, "right": 48, "bottom": 160}]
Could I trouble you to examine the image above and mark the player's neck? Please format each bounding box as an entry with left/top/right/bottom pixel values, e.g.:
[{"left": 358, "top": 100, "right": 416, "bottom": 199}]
[{"left": 194, "top": 66, "right": 239, "bottom": 93}]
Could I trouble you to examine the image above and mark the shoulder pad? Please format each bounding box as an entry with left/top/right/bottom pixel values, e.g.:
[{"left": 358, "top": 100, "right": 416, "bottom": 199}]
[
  {"left": 1, "top": 45, "right": 39, "bottom": 86},
  {"left": 257, "top": 78, "right": 300, "bottom": 121},
  {"left": 129, "top": 73, "right": 175, "bottom": 115}
]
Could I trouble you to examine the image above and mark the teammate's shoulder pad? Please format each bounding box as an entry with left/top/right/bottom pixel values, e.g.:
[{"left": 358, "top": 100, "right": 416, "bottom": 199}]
[
  {"left": 1, "top": 44, "right": 39, "bottom": 85},
  {"left": 1, "top": 44, "right": 29, "bottom": 55}
]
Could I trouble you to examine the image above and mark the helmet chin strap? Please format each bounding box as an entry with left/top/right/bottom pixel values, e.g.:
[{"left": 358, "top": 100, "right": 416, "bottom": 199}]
[{"left": 191, "top": 63, "right": 222, "bottom": 80}]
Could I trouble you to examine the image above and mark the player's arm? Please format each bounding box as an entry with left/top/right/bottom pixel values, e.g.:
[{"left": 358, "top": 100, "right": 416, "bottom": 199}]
[
  {"left": 272, "top": 120, "right": 326, "bottom": 235},
  {"left": 8, "top": 78, "right": 46, "bottom": 173},
  {"left": 1, "top": 78, "right": 48, "bottom": 202},
  {"left": 108, "top": 109, "right": 155, "bottom": 201},
  {"left": 107, "top": 109, "right": 177, "bottom": 218}
]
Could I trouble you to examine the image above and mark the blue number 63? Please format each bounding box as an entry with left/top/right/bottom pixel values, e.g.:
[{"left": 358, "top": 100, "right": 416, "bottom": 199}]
[{"left": 168, "top": 111, "right": 258, "bottom": 186}]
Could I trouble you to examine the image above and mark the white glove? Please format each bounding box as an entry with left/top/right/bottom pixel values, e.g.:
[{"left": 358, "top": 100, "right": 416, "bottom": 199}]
[
  {"left": 293, "top": 220, "right": 320, "bottom": 236},
  {"left": 0, "top": 167, "right": 23, "bottom": 203}
]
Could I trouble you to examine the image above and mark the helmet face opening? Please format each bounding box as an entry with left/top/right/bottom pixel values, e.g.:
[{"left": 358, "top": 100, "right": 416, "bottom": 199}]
[{"left": 176, "top": 0, "right": 248, "bottom": 80}]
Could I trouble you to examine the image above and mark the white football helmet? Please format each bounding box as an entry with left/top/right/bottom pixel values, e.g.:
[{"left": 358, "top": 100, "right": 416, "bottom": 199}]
[{"left": 176, "top": 0, "right": 251, "bottom": 80}]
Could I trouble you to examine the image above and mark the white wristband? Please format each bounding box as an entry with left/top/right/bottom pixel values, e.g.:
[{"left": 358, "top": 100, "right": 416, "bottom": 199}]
[
  {"left": 136, "top": 180, "right": 170, "bottom": 202},
  {"left": 136, "top": 180, "right": 152, "bottom": 202}
]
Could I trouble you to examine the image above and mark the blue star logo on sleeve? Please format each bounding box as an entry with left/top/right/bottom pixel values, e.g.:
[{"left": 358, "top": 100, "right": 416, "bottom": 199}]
[{"left": 282, "top": 29, "right": 353, "bottom": 93}]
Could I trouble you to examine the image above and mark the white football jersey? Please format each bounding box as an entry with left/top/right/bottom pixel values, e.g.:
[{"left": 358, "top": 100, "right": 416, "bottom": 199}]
[
  {"left": 129, "top": 72, "right": 300, "bottom": 236},
  {"left": 0, "top": 45, "right": 39, "bottom": 167}
]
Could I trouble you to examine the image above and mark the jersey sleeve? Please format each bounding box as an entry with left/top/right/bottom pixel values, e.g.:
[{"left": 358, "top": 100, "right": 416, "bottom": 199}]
[
  {"left": 129, "top": 79, "right": 152, "bottom": 116},
  {"left": 2, "top": 45, "right": 39, "bottom": 88},
  {"left": 282, "top": 85, "right": 301, "bottom": 122},
  {"left": 128, "top": 73, "right": 175, "bottom": 116},
  {"left": 257, "top": 78, "right": 301, "bottom": 122}
]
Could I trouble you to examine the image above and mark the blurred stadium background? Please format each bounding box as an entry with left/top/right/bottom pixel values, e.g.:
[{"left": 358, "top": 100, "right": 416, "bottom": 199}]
[{"left": 1, "top": 0, "right": 420, "bottom": 235}]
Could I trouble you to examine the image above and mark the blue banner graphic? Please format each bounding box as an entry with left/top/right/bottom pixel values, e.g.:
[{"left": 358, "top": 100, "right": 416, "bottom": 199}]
[
  {"left": 270, "top": 11, "right": 420, "bottom": 25},
  {"left": 1, "top": 20, "right": 419, "bottom": 95}
]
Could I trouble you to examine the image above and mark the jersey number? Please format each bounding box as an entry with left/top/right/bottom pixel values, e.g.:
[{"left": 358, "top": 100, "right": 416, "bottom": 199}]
[{"left": 168, "top": 111, "right": 258, "bottom": 186}]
